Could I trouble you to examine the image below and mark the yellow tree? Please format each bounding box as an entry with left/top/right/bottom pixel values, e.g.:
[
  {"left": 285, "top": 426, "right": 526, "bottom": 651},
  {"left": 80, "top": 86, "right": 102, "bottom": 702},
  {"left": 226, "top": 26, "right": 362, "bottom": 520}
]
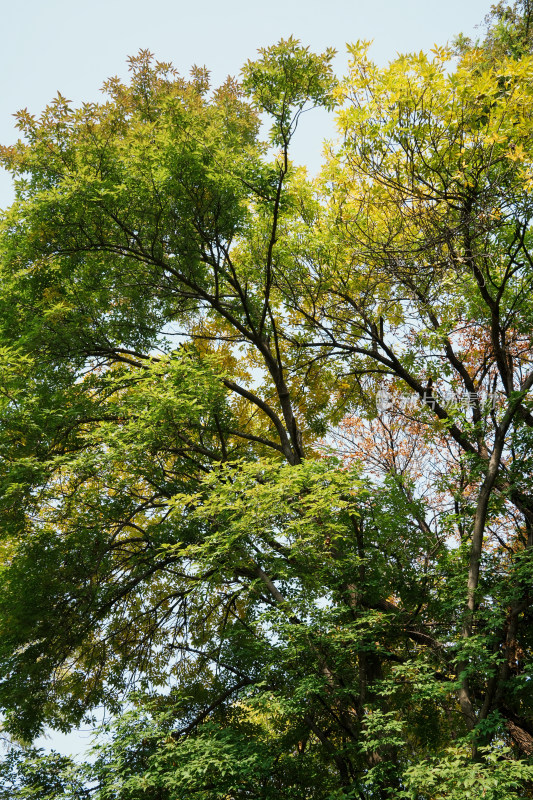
[{"left": 286, "top": 40, "right": 533, "bottom": 758}]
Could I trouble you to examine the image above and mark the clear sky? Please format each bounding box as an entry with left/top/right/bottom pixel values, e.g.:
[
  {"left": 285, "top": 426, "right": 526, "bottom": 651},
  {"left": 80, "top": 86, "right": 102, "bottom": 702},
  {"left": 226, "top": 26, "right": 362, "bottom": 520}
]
[
  {"left": 1, "top": 0, "right": 491, "bottom": 209},
  {"left": 2, "top": 0, "right": 492, "bottom": 758}
]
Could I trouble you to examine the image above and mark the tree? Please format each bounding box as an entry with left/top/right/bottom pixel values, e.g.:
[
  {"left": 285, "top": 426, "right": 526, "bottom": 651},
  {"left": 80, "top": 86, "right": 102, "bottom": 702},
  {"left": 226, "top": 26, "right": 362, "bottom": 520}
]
[
  {"left": 311, "top": 35, "right": 533, "bottom": 757},
  {"left": 0, "top": 24, "right": 532, "bottom": 800},
  {"left": 454, "top": 0, "right": 533, "bottom": 59},
  {"left": 0, "top": 747, "right": 87, "bottom": 800}
]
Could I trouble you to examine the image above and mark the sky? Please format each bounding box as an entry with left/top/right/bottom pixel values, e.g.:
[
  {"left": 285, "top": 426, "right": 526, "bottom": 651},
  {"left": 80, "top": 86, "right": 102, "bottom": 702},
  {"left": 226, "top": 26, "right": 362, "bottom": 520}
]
[
  {"left": 1, "top": 0, "right": 491, "bottom": 209},
  {"left": 1, "top": 0, "right": 492, "bottom": 760}
]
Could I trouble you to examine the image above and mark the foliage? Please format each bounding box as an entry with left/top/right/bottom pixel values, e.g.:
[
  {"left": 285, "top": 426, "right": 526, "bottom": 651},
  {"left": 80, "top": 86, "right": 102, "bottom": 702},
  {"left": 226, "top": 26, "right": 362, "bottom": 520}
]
[
  {"left": 0, "top": 13, "right": 532, "bottom": 800},
  {"left": 401, "top": 744, "right": 533, "bottom": 799},
  {"left": 454, "top": 1, "right": 533, "bottom": 60},
  {"left": 0, "top": 747, "right": 86, "bottom": 799}
]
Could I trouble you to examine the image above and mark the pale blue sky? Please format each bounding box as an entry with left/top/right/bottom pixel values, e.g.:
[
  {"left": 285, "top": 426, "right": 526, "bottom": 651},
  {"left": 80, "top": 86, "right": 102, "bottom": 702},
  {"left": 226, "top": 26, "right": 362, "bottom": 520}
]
[
  {"left": 2, "top": 0, "right": 492, "bottom": 758},
  {"left": 1, "top": 0, "right": 491, "bottom": 208}
]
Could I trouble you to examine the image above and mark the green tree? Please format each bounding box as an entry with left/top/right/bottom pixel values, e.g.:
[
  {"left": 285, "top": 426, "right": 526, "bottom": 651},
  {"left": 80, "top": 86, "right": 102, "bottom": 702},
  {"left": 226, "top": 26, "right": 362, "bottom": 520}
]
[
  {"left": 455, "top": 0, "right": 533, "bottom": 59},
  {"left": 0, "top": 746, "right": 86, "bottom": 799},
  {"left": 0, "top": 26, "right": 532, "bottom": 800}
]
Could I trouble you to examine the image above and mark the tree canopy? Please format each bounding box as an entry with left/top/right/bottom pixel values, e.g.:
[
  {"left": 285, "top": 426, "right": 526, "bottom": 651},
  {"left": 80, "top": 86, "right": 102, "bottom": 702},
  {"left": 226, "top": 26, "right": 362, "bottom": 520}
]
[{"left": 0, "top": 9, "right": 532, "bottom": 800}]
